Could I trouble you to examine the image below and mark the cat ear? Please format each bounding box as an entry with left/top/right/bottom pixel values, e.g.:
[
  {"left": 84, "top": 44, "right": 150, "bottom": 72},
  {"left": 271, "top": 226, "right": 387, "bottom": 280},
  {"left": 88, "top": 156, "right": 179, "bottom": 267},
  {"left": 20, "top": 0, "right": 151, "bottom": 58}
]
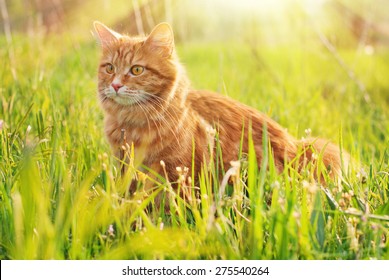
[
  {"left": 93, "top": 21, "right": 121, "bottom": 47},
  {"left": 145, "top": 23, "right": 174, "bottom": 58}
]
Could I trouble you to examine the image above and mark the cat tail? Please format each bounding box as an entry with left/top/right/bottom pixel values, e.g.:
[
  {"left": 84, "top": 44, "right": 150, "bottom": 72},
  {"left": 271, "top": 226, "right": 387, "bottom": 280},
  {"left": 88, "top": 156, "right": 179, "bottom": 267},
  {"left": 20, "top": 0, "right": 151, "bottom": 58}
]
[{"left": 298, "top": 138, "right": 350, "bottom": 182}]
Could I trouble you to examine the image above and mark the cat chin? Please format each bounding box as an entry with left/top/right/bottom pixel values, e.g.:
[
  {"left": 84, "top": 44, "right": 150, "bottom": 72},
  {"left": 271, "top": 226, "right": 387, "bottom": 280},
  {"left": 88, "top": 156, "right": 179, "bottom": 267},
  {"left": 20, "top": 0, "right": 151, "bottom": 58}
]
[
  {"left": 100, "top": 91, "right": 138, "bottom": 106},
  {"left": 99, "top": 93, "right": 135, "bottom": 107},
  {"left": 110, "top": 96, "right": 138, "bottom": 106}
]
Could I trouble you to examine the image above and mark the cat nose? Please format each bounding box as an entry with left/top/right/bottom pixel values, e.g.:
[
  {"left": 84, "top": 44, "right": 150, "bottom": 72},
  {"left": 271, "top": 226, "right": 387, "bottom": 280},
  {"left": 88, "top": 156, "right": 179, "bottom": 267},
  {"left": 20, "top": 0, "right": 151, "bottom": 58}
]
[{"left": 111, "top": 83, "right": 123, "bottom": 92}]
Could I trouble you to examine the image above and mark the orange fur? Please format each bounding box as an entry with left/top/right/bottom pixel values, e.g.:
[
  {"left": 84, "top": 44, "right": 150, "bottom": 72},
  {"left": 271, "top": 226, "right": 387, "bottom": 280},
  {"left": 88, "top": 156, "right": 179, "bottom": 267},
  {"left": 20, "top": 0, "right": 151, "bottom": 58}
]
[{"left": 94, "top": 21, "right": 348, "bottom": 195}]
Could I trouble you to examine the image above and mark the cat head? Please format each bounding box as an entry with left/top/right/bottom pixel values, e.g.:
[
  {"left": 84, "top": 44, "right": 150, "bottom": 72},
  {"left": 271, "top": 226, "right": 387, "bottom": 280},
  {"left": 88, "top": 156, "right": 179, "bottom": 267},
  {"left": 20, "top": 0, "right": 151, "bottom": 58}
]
[{"left": 94, "top": 21, "right": 178, "bottom": 110}]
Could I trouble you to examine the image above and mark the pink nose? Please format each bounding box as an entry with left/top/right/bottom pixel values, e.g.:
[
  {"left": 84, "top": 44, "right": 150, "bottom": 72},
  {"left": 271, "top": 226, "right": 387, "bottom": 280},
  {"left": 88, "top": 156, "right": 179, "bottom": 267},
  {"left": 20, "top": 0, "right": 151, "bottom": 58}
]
[{"left": 111, "top": 83, "right": 123, "bottom": 92}]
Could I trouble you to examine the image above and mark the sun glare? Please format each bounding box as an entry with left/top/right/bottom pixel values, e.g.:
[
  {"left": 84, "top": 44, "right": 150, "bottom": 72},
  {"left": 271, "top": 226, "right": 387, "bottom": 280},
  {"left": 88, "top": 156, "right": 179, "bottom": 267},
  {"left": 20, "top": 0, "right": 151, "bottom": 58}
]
[
  {"left": 219, "top": 0, "right": 288, "bottom": 14},
  {"left": 213, "top": 0, "right": 326, "bottom": 16}
]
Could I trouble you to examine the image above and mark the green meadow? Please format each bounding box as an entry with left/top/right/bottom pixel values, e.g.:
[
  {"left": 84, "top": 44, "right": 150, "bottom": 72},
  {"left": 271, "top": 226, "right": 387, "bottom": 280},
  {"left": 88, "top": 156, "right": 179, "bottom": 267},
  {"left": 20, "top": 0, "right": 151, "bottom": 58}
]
[{"left": 0, "top": 0, "right": 388, "bottom": 259}]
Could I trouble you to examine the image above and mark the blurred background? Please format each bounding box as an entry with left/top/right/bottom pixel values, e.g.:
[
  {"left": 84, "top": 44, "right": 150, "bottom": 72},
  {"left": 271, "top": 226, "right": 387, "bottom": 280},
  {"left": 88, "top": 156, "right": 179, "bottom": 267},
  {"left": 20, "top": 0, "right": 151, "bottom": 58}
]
[{"left": 1, "top": 0, "right": 389, "bottom": 45}]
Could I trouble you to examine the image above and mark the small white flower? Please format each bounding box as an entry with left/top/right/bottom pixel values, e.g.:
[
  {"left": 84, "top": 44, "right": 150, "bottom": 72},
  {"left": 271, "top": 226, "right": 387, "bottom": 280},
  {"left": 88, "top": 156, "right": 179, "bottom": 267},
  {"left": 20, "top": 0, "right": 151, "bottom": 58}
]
[
  {"left": 356, "top": 168, "right": 367, "bottom": 183},
  {"left": 108, "top": 224, "right": 115, "bottom": 237},
  {"left": 304, "top": 128, "right": 312, "bottom": 136}
]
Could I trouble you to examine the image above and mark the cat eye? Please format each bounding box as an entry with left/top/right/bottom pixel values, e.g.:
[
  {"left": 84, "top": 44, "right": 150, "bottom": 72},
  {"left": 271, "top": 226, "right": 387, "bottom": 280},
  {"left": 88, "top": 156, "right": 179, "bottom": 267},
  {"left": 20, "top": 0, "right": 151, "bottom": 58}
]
[
  {"left": 105, "top": 63, "right": 115, "bottom": 74},
  {"left": 130, "top": 65, "right": 144, "bottom": 76}
]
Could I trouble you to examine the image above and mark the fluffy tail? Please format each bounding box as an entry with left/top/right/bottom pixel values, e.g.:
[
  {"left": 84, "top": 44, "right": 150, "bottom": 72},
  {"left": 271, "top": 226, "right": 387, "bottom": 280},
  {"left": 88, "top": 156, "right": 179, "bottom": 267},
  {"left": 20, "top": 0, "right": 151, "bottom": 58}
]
[{"left": 299, "top": 138, "right": 349, "bottom": 180}]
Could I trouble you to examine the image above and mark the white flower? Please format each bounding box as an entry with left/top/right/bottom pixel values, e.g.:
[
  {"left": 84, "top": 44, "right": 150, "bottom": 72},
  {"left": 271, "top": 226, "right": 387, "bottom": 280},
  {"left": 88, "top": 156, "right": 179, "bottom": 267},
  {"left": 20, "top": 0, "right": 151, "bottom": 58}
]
[
  {"left": 304, "top": 128, "right": 312, "bottom": 136},
  {"left": 108, "top": 224, "right": 115, "bottom": 237}
]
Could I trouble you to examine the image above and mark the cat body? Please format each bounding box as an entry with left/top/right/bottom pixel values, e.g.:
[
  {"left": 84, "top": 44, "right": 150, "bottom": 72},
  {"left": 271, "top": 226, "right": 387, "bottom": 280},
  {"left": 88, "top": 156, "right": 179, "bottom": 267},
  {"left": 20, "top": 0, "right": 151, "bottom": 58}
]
[{"left": 94, "top": 22, "right": 346, "bottom": 193}]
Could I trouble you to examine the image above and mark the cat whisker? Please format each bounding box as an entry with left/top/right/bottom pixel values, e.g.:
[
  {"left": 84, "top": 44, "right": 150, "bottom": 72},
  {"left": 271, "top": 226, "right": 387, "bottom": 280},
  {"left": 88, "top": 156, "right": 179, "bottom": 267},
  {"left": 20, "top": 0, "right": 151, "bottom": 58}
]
[
  {"left": 138, "top": 90, "right": 183, "bottom": 112},
  {"left": 100, "top": 96, "right": 108, "bottom": 103},
  {"left": 98, "top": 92, "right": 109, "bottom": 103},
  {"left": 137, "top": 91, "right": 183, "bottom": 125},
  {"left": 127, "top": 92, "right": 182, "bottom": 144},
  {"left": 132, "top": 97, "right": 153, "bottom": 138},
  {"left": 131, "top": 95, "right": 166, "bottom": 143},
  {"left": 138, "top": 96, "right": 184, "bottom": 147}
]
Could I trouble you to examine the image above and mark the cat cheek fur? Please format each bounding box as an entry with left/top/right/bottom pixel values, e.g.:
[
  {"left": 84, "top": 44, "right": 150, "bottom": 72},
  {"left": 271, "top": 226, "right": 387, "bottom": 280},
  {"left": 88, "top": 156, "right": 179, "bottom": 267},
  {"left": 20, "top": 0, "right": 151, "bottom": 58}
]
[{"left": 94, "top": 21, "right": 349, "bottom": 205}]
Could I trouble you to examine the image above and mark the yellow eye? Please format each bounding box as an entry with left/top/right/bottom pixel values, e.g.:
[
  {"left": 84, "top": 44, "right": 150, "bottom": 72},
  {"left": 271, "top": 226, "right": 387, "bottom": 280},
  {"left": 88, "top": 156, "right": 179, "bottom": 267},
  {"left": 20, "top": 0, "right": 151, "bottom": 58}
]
[
  {"left": 105, "top": 63, "right": 115, "bottom": 74},
  {"left": 130, "top": 65, "right": 144, "bottom": 76}
]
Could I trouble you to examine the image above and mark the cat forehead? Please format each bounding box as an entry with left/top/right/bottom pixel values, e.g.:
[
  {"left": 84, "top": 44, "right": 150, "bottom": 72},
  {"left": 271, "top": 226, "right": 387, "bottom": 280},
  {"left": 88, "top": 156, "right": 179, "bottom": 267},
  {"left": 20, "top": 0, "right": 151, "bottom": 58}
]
[
  {"left": 102, "top": 36, "right": 146, "bottom": 60},
  {"left": 104, "top": 35, "right": 145, "bottom": 51},
  {"left": 119, "top": 35, "right": 145, "bottom": 44}
]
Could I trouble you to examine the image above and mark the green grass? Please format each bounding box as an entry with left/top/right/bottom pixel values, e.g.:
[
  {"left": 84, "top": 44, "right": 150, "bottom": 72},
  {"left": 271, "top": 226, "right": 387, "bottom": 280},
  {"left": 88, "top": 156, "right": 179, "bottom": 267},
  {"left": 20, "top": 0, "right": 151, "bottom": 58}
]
[{"left": 0, "top": 33, "right": 388, "bottom": 260}]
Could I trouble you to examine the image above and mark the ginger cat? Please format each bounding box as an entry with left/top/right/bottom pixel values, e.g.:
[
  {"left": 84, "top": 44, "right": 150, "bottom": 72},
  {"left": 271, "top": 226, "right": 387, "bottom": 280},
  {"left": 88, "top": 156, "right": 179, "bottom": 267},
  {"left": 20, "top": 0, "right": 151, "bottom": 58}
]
[{"left": 93, "top": 21, "right": 347, "bottom": 195}]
